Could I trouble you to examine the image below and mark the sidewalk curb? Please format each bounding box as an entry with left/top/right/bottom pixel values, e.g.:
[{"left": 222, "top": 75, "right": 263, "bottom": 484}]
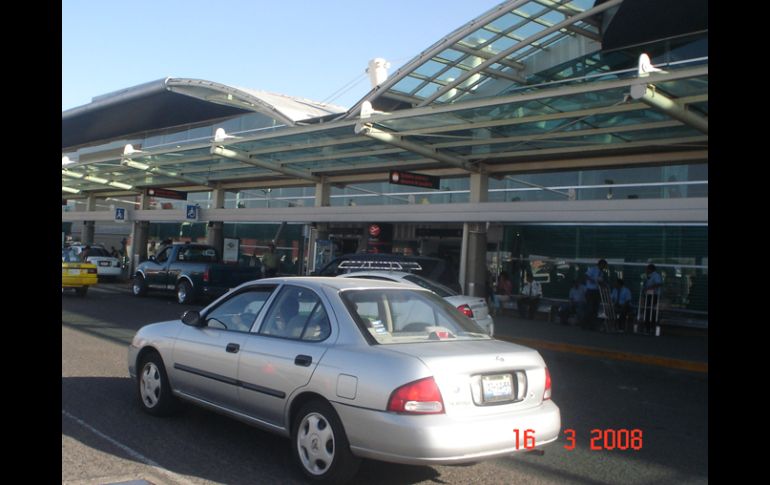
[{"left": 496, "top": 335, "right": 708, "bottom": 374}]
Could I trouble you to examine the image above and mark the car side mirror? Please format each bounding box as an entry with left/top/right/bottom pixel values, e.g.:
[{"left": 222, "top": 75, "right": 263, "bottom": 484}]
[
  {"left": 181, "top": 310, "right": 204, "bottom": 327},
  {"left": 148, "top": 256, "right": 156, "bottom": 263}
]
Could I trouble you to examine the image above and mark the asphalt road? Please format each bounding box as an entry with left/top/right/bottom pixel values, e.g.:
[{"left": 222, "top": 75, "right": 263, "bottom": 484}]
[{"left": 62, "top": 285, "right": 708, "bottom": 484}]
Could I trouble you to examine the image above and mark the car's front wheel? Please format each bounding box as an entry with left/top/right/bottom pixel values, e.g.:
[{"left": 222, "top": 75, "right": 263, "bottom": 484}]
[
  {"left": 291, "top": 399, "right": 360, "bottom": 483},
  {"left": 132, "top": 275, "right": 147, "bottom": 297},
  {"left": 137, "top": 351, "right": 177, "bottom": 416}
]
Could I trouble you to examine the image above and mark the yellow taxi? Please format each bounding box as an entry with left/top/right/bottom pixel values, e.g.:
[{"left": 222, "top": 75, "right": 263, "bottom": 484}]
[{"left": 62, "top": 247, "right": 98, "bottom": 296}]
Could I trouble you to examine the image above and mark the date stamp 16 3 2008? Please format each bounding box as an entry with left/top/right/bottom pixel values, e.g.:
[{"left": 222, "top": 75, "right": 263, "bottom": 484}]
[{"left": 512, "top": 428, "right": 644, "bottom": 451}]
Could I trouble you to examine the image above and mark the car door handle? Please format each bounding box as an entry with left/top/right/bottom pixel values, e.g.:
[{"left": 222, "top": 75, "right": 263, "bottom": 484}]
[
  {"left": 294, "top": 354, "right": 312, "bottom": 367},
  {"left": 226, "top": 343, "right": 240, "bottom": 353}
]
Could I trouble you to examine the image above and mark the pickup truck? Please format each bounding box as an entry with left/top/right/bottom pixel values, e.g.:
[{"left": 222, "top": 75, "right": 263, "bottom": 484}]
[{"left": 131, "top": 243, "right": 261, "bottom": 304}]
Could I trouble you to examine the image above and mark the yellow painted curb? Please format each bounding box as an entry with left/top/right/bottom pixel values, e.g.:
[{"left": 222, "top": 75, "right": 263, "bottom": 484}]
[{"left": 496, "top": 335, "right": 708, "bottom": 374}]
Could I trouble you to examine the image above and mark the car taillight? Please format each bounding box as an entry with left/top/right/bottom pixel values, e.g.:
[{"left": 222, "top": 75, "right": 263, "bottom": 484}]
[
  {"left": 203, "top": 269, "right": 210, "bottom": 282},
  {"left": 87, "top": 268, "right": 97, "bottom": 274},
  {"left": 543, "top": 367, "right": 552, "bottom": 400},
  {"left": 457, "top": 304, "right": 474, "bottom": 318},
  {"left": 387, "top": 377, "right": 445, "bottom": 414}
]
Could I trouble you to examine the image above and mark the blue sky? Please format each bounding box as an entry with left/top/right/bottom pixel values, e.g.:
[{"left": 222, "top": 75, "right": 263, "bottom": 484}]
[{"left": 62, "top": 0, "right": 504, "bottom": 111}]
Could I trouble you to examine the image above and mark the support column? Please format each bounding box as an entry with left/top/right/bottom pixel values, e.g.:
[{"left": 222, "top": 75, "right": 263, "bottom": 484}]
[
  {"left": 206, "top": 187, "right": 226, "bottom": 258},
  {"left": 461, "top": 172, "right": 489, "bottom": 297},
  {"left": 129, "top": 194, "right": 150, "bottom": 275},
  {"left": 81, "top": 195, "right": 97, "bottom": 244},
  {"left": 309, "top": 179, "right": 331, "bottom": 274}
]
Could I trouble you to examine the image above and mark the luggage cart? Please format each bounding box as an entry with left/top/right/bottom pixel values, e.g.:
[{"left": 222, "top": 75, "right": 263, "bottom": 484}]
[
  {"left": 636, "top": 287, "right": 661, "bottom": 336},
  {"left": 598, "top": 283, "right": 617, "bottom": 333}
]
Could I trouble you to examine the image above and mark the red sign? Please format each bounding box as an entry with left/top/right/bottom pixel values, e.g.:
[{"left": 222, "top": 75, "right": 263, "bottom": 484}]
[
  {"left": 389, "top": 170, "right": 440, "bottom": 189},
  {"left": 369, "top": 224, "right": 381, "bottom": 238},
  {"left": 147, "top": 188, "right": 187, "bottom": 200}
]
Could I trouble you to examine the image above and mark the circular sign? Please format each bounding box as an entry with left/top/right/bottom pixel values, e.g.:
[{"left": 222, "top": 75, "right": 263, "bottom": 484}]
[
  {"left": 390, "top": 171, "right": 400, "bottom": 183},
  {"left": 369, "top": 224, "right": 381, "bottom": 237}
]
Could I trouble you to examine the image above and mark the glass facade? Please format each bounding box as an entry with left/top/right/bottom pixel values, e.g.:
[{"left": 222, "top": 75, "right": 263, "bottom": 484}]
[{"left": 494, "top": 224, "right": 707, "bottom": 313}]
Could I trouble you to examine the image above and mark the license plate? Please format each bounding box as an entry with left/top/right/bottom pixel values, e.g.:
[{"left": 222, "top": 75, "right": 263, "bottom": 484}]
[
  {"left": 481, "top": 373, "right": 514, "bottom": 403},
  {"left": 67, "top": 269, "right": 81, "bottom": 275},
  {"left": 99, "top": 261, "right": 110, "bottom": 266}
]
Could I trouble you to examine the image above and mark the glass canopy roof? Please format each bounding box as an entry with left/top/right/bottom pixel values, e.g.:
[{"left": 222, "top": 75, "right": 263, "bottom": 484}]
[{"left": 62, "top": 0, "right": 707, "bottom": 197}]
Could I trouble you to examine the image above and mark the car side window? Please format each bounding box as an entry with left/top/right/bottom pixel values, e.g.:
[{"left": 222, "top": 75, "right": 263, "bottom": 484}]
[
  {"left": 156, "top": 247, "right": 171, "bottom": 263},
  {"left": 204, "top": 288, "right": 274, "bottom": 332},
  {"left": 259, "top": 286, "right": 330, "bottom": 341}
]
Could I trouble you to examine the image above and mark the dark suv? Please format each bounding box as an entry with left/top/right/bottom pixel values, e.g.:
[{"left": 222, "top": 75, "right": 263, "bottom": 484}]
[{"left": 313, "top": 253, "right": 460, "bottom": 291}]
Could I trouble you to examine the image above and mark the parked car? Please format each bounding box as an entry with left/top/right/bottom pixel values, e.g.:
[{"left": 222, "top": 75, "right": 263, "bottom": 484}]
[
  {"left": 62, "top": 248, "right": 98, "bottom": 296},
  {"left": 128, "top": 277, "right": 560, "bottom": 483},
  {"left": 337, "top": 270, "right": 494, "bottom": 336},
  {"left": 69, "top": 244, "right": 122, "bottom": 279},
  {"left": 313, "top": 253, "right": 460, "bottom": 291},
  {"left": 132, "top": 243, "right": 262, "bottom": 304}
]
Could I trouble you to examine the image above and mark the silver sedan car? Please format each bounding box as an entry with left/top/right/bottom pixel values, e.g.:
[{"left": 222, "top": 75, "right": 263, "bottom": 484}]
[{"left": 128, "top": 277, "right": 561, "bottom": 483}]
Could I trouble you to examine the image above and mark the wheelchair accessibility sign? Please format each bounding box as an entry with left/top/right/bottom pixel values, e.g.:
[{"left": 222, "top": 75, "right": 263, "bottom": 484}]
[
  {"left": 185, "top": 205, "right": 199, "bottom": 221},
  {"left": 114, "top": 207, "right": 127, "bottom": 222}
]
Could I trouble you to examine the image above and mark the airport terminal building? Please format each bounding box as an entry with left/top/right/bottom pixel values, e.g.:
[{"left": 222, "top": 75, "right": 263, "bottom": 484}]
[{"left": 61, "top": 0, "right": 708, "bottom": 321}]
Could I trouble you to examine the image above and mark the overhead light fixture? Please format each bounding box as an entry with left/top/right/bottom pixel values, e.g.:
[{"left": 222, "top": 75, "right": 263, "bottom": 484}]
[
  {"left": 123, "top": 144, "right": 146, "bottom": 156},
  {"left": 62, "top": 156, "right": 76, "bottom": 166},
  {"left": 62, "top": 169, "right": 84, "bottom": 179},
  {"left": 122, "top": 159, "right": 151, "bottom": 171},
  {"left": 213, "top": 127, "right": 240, "bottom": 143},
  {"left": 84, "top": 175, "right": 109, "bottom": 184},
  {"left": 108, "top": 181, "right": 134, "bottom": 190},
  {"left": 62, "top": 186, "right": 81, "bottom": 194}
]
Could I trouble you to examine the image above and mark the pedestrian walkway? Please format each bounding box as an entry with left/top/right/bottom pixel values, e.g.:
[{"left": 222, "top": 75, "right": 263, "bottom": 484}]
[{"left": 492, "top": 312, "right": 708, "bottom": 373}]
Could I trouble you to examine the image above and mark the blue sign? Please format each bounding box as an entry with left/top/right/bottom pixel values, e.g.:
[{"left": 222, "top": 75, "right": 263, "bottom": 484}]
[
  {"left": 186, "top": 205, "right": 199, "bottom": 221},
  {"left": 114, "top": 207, "right": 126, "bottom": 222}
]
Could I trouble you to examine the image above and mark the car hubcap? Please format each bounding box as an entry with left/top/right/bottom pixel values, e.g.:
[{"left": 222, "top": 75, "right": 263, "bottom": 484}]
[
  {"left": 140, "top": 362, "right": 161, "bottom": 408},
  {"left": 133, "top": 280, "right": 142, "bottom": 295},
  {"left": 297, "top": 412, "right": 335, "bottom": 475},
  {"left": 178, "top": 285, "right": 187, "bottom": 303}
]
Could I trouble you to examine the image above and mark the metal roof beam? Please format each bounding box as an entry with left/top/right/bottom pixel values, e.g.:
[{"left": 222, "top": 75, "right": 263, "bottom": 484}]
[
  {"left": 211, "top": 145, "right": 321, "bottom": 183},
  {"left": 355, "top": 123, "right": 479, "bottom": 173},
  {"left": 630, "top": 84, "right": 708, "bottom": 134},
  {"left": 420, "top": 0, "right": 624, "bottom": 106},
  {"left": 120, "top": 158, "right": 210, "bottom": 186}
]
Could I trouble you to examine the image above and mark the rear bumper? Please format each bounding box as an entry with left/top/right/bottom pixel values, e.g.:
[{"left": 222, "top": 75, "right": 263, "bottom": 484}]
[
  {"left": 475, "top": 315, "right": 494, "bottom": 336},
  {"left": 96, "top": 266, "right": 122, "bottom": 276},
  {"left": 334, "top": 399, "right": 560, "bottom": 465},
  {"left": 62, "top": 275, "right": 97, "bottom": 288}
]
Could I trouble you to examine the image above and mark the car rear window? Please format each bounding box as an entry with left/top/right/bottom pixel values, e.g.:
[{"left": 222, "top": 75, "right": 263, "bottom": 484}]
[
  {"left": 402, "top": 274, "right": 456, "bottom": 298},
  {"left": 340, "top": 288, "right": 488, "bottom": 344},
  {"left": 88, "top": 248, "right": 110, "bottom": 257}
]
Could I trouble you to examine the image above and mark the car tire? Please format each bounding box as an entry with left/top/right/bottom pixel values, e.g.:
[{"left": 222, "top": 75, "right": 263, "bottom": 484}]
[
  {"left": 291, "top": 399, "right": 360, "bottom": 483},
  {"left": 132, "top": 275, "right": 147, "bottom": 297},
  {"left": 75, "top": 286, "right": 88, "bottom": 297},
  {"left": 137, "top": 351, "right": 177, "bottom": 416},
  {"left": 176, "top": 280, "right": 195, "bottom": 304}
]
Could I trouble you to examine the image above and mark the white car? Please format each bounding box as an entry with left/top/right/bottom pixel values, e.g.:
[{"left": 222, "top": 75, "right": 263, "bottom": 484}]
[
  {"left": 69, "top": 244, "right": 122, "bottom": 279},
  {"left": 337, "top": 271, "right": 495, "bottom": 336}
]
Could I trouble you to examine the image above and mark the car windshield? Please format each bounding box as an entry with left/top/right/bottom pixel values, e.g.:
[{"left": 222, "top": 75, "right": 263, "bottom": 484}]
[
  {"left": 87, "top": 248, "right": 110, "bottom": 257},
  {"left": 340, "top": 288, "right": 489, "bottom": 344},
  {"left": 402, "top": 274, "right": 456, "bottom": 297},
  {"left": 178, "top": 246, "right": 218, "bottom": 262}
]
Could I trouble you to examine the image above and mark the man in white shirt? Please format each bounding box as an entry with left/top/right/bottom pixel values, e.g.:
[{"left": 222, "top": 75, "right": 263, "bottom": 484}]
[{"left": 517, "top": 273, "right": 543, "bottom": 319}]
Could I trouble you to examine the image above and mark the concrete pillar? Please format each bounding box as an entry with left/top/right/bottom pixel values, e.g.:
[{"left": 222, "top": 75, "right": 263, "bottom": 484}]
[
  {"left": 81, "top": 195, "right": 97, "bottom": 244},
  {"left": 461, "top": 172, "right": 489, "bottom": 297},
  {"left": 206, "top": 187, "right": 226, "bottom": 257},
  {"left": 129, "top": 194, "right": 150, "bottom": 275},
  {"left": 315, "top": 179, "right": 330, "bottom": 208}
]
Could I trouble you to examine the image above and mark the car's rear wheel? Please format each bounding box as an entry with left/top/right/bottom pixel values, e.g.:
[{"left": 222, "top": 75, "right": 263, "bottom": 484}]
[
  {"left": 291, "top": 399, "right": 360, "bottom": 483},
  {"left": 137, "top": 351, "right": 177, "bottom": 416},
  {"left": 176, "top": 280, "right": 195, "bottom": 304},
  {"left": 75, "top": 286, "right": 88, "bottom": 297},
  {"left": 132, "top": 275, "right": 147, "bottom": 297}
]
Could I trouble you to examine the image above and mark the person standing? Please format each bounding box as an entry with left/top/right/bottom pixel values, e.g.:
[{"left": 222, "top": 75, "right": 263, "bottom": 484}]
[
  {"left": 642, "top": 263, "right": 663, "bottom": 333},
  {"left": 611, "top": 278, "right": 633, "bottom": 332},
  {"left": 517, "top": 273, "right": 542, "bottom": 320},
  {"left": 261, "top": 242, "right": 280, "bottom": 278},
  {"left": 583, "top": 259, "right": 608, "bottom": 330}
]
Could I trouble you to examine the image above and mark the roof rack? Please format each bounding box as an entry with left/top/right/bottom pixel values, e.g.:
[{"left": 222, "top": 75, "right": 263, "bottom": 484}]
[{"left": 338, "top": 260, "right": 423, "bottom": 272}]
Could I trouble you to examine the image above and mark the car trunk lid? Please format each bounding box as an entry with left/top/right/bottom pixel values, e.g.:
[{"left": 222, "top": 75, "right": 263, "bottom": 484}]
[{"left": 386, "top": 340, "right": 548, "bottom": 416}]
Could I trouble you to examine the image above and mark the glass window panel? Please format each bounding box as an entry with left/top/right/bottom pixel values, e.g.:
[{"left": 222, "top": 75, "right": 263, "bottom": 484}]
[
  {"left": 436, "top": 48, "right": 465, "bottom": 62},
  {"left": 513, "top": 21, "right": 546, "bottom": 40},
  {"left": 488, "top": 35, "right": 518, "bottom": 53},
  {"left": 414, "top": 59, "right": 450, "bottom": 78},
  {"left": 391, "top": 76, "right": 424, "bottom": 94}
]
